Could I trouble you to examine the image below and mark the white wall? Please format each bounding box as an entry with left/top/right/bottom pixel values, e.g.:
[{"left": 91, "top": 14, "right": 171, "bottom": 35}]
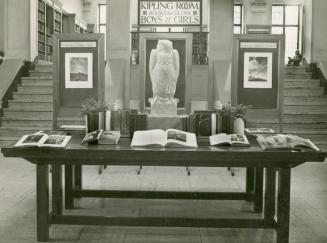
[
  {"left": 312, "top": 0, "right": 327, "bottom": 62},
  {"left": 0, "top": 0, "right": 4, "bottom": 52},
  {"left": 83, "top": 0, "right": 106, "bottom": 27},
  {"left": 61, "top": 0, "right": 84, "bottom": 20}
]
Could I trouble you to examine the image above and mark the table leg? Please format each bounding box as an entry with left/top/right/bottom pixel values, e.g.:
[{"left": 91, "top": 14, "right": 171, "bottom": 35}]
[
  {"left": 264, "top": 168, "right": 276, "bottom": 222},
  {"left": 246, "top": 167, "right": 255, "bottom": 201},
  {"left": 65, "top": 165, "right": 74, "bottom": 209},
  {"left": 277, "top": 168, "right": 291, "bottom": 243},
  {"left": 74, "top": 165, "right": 82, "bottom": 198},
  {"left": 52, "top": 164, "right": 63, "bottom": 215},
  {"left": 36, "top": 163, "right": 49, "bottom": 242},
  {"left": 254, "top": 167, "right": 264, "bottom": 213}
]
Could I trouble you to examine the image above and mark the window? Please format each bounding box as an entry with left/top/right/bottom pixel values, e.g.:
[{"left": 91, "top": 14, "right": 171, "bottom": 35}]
[
  {"left": 234, "top": 4, "right": 243, "bottom": 34},
  {"left": 98, "top": 4, "right": 106, "bottom": 34},
  {"left": 272, "top": 5, "right": 302, "bottom": 63},
  {"left": 98, "top": 4, "right": 107, "bottom": 58}
]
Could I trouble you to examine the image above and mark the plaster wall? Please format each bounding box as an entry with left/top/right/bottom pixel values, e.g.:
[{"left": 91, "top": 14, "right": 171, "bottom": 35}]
[
  {"left": 312, "top": 0, "right": 327, "bottom": 62},
  {"left": 3, "top": 0, "right": 30, "bottom": 60},
  {"left": 0, "top": 0, "right": 4, "bottom": 52},
  {"left": 61, "top": 0, "right": 84, "bottom": 20}
]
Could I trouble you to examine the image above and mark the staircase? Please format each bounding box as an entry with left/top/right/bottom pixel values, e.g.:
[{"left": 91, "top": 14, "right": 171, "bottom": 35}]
[
  {"left": 282, "top": 65, "right": 327, "bottom": 151},
  {"left": 0, "top": 63, "right": 83, "bottom": 147}
]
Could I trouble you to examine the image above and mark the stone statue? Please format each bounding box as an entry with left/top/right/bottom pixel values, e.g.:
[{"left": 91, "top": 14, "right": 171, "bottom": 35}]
[{"left": 149, "top": 40, "right": 180, "bottom": 103}]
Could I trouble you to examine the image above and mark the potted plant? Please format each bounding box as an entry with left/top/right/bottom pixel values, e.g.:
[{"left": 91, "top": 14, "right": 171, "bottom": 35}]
[
  {"left": 230, "top": 104, "right": 252, "bottom": 134},
  {"left": 219, "top": 104, "right": 251, "bottom": 134},
  {"left": 81, "top": 98, "right": 108, "bottom": 133}
]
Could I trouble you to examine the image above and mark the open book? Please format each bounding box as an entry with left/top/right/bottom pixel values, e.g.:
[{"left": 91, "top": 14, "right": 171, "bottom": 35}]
[
  {"left": 209, "top": 133, "right": 250, "bottom": 146},
  {"left": 81, "top": 130, "right": 120, "bottom": 145},
  {"left": 256, "top": 134, "right": 320, "bottom": 151},
  {"left": 131, "top": 129, "right": 198, "bottom": 148},
  {"left": 14, "top": 131, "right": 71, "bottom": 148}
]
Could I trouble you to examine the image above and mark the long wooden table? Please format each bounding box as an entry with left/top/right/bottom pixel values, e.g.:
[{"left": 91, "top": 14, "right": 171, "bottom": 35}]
[{"left": 1, "top": 136, "right": 326, "bottom": 243}]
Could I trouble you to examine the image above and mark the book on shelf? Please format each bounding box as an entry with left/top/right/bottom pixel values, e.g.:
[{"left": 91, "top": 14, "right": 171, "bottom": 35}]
[
  {"left": 245, "top": 128, "right": 276, "bottom": 135},
  {"left": 81, "top": 130, "right": 120, "bottom": 145},
  {"left": 256, "top": 134, "right": 320, "bottom": 151},
  {"left": 14, "top": 131, "right": 71, "bottom": 148},
  {"left": 209, "top": 133, "right": 250, "bottom": 147},
  {"left": 131, "top": 129, "right": 198, "bottom": 148},
  {"left": 191, "top": 110, "right": 221, "bottom": 136}
]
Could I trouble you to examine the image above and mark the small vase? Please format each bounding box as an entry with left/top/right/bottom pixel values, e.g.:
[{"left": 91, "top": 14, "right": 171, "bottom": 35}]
[{"left": 233, "top": 117, "right": 245, "bottom": 135}]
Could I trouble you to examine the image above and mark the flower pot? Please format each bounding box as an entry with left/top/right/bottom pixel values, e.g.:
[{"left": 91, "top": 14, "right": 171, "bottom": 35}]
[{"left": 233, "top": 117, "right": 245, "bottom": 135}]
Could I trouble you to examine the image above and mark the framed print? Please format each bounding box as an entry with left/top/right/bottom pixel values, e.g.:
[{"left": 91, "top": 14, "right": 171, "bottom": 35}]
[
  {"left": 243, "top": 52, "right": 272, "bottom": 89},
  {"left": 65, "top": 53, "right": 93, "bottom": 89}
]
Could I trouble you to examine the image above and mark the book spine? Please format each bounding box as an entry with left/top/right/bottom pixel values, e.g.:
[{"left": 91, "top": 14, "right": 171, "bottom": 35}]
[
  {"left": 211, "top": 113, "right": 216, "bottom": 135},
  {"left": 129, "top": 113, "right": 136, "bottom": 139},
  {"left": 105, "top": 110, "right": 111, "bottom": 131},
  {"left": 98, "top": 111, "right": 104, "bottom": 130},
  {"left": 216, "top": 113, "right": 222, "bottom": 134}
]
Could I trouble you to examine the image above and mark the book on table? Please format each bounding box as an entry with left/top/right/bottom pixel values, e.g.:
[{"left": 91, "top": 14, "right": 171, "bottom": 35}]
[
  {"left": 209, "top": 133, "right": 250, "bottom": 147},
  {"left": 81, "top": 130, "right": 121, "bottom": 145},
  {"left": 256, "top": 134, "right": 320, "bottom": 151},
  {"left": 131, "top": 129, "right": 198, "bottom": 148},
  {"left": 14, "top": 131, "right": 71, "bottom": 148},
  {"left": 245, "top": 128, "right": 276, "bottom": 135}
]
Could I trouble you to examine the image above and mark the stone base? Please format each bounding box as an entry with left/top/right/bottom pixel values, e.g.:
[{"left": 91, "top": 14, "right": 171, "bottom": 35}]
[{"left": 149, "top": 98, "right": 178, "bottom": 116}]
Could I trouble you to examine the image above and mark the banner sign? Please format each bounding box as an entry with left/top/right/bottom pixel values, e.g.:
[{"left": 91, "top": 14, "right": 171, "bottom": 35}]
[{"left": 138, "top": 0, "right": 202, "bottom": 26}]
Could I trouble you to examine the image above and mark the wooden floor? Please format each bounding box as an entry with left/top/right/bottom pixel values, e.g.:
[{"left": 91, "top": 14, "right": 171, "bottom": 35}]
[{"left": 0, "top": 154, "right": 326, "bottom": 243}]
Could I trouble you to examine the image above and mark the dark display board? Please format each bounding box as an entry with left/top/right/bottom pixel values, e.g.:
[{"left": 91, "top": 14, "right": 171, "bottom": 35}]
[
  {"left": 53, "top": 34, "right": 105, "bottom": 129},
  {"left": 145, "top": 39, "right": 186, "bottom": 108},
  {"left": 59, "top": 44, "right": 98, "bottom": 107},
  {"left": 237, "top": 44, "right": 279, "bottom": 108},
  {"left": 232, "top": 35, "right": 284, "bottom": 111}
]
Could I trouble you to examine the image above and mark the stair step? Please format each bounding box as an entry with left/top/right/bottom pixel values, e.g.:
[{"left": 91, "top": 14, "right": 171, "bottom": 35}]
[
  {"left": 283, "top": 114, "right": 327, "bottom": 123},
  {"left": 283, "top": 124, "right": 327, "bottom": 134},
  {"left": 34, "top": 64, "right": 53, "bottom": 71},
  {"left": 284, "top": 73, "right": 312, "bottom": 79},
  {"left": 21, "top": 78, "right": 53, "bottom": 86},
  {"left": 284, "top": 81, "right": 320, "bottom": 88},
  {"left": 284, "top": 97, "right": 327, "bottom": 106},
  {"left": 0, "top": 139, "right": 17, "bottom": 148},
  {"left": 29, "top": 70, "right": 53, "bottom": 78},
  {"left": 3, "top": 110, "right": 53, "bottom": 119},
  {"left": 17, "top": 85, "right": 53, "bottom": 94},
  {"left": 8, "top": 101, "right": 53, "bottom": 111},
  {"left": 284, "top": 89, "right": 324, "bottom": 97},
  {"left": 1, "top": 117, "right": 53, "bottom": 127},
  {"left": 13, "top": 93, "right": 53, "bottom": 102},
  {"left": 0, "top": 127, "right": 52, "bottom": 137},
  {"left": 284, "top": 78, "right": 320, "bottom": 82},
  {"left": 284, "top": 106, "right": 327, "bottom": 115}
]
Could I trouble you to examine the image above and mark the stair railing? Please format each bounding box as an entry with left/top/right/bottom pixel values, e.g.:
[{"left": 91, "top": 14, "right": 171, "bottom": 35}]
[
  {"left": 318, "top": 61, "right": 327, "bottom": 95},
  {"left": 0, "top": 59, "right": 27, "bottom": 125}
]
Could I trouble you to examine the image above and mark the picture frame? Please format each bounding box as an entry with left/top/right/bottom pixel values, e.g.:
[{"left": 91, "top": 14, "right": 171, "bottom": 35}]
[
  {"left": 243, "top": 52, "right": 273, "bottom": 89},
  {"left": 65, "top": 52, "right": 93, "bottom": 89}
]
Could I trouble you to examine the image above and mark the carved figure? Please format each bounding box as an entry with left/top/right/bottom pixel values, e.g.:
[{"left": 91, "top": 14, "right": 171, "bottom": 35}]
[{"left": 149, "top": 40, "right": 180, "bottom": 102}]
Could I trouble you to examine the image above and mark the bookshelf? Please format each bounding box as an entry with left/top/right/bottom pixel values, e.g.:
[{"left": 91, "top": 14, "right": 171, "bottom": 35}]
[{"left": 37, "top": 0, "right": 62, "bottom": 62}]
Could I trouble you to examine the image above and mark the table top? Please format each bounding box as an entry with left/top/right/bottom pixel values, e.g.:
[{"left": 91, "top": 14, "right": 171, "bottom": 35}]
[{"left": 1, "top": 135, "right": 326, "bottom": 168}]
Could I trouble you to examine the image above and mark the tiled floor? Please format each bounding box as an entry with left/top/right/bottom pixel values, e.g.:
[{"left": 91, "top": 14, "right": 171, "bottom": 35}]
[{"left": 0, "top": 154, "right": 326, "bottom": 243}]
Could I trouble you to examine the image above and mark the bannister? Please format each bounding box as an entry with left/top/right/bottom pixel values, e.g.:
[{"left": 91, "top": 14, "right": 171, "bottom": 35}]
[
  {"left": 318, "top": 61, "right": 327, "bottom": 95},
  {"left": 0, "top": 59, "right": 27, "bottom": 125}
]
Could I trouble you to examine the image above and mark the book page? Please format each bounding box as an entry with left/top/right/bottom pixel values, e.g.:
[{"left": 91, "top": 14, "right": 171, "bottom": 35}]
[
  {"left": 39, "top": 135, "right": 71, "bottom": 148},
  {"left": 14, "top": 132, "right": 48, "bottom": 147},
  {"left": 131, "top": 129, "right": 166, "bottom": 147},
  {"left": 256, "top": 134, "right": 290, "bottom": 150},
  {"left": 286, "top": 135, "right": 320, "bottom": 151},
  {"left": 165, "top": 129, "right": 197, "bottom": 148},
  {"left": 209, "top": 133, "right": 231, "bottom": 146},
  {"left": 229, "top": 134, "right": 249, "bottom": 146}
]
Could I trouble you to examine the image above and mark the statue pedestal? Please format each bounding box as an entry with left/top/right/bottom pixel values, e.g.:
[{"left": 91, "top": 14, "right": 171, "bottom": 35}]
[{"left": 149, "top": 98, "right": 178, "bottom": 117}]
